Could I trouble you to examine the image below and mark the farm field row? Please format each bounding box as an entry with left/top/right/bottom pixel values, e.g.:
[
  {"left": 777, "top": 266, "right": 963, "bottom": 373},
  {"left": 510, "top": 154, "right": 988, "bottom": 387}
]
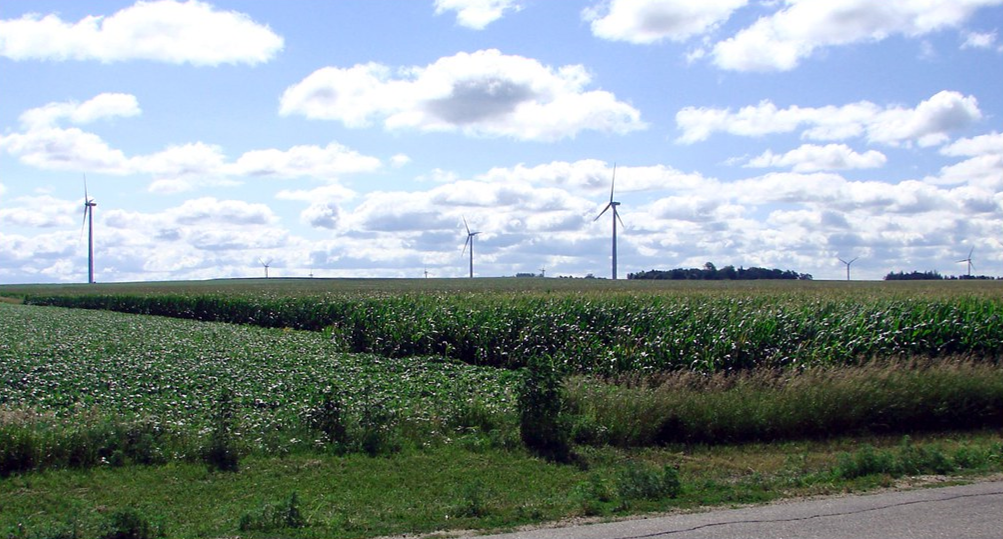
[
  {"left": 1, "top": 285, "right": 1002, "bottom": 538},
  {"left": 0, "top": 302, "right": 516, "bottom": 461},
  {"left": 6, "top": 278, "right": 1003, "bottom": 374}
]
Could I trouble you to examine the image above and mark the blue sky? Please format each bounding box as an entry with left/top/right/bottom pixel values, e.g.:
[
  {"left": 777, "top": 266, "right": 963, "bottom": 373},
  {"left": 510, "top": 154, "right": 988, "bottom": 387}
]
[{"left": 1, "top": 0, "right": 1001, "bottom": 283}]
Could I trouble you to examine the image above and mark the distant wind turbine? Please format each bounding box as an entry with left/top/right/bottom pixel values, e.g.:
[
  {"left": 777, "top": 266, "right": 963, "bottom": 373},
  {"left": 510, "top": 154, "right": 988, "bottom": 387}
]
[
  {"left": 462, "top": 217, "right": 480, "bottom": 278},
  {"left": 838, "top": 256, "right": 858, "bottom": 281},
  {"left": 594, "top": 163, "right": 624, "bottom": 280},
  {"left": 259, "top": 258, "right": 273, "bottom": 279},
  {"left": 81, "top": 175, "right": 97, "bottom": 284},
  {"left": 540, "top": 267, "right": 546, "bottom": 278},
  {"left": 957, "top": 248, "right": 974, "bottom": 277}
]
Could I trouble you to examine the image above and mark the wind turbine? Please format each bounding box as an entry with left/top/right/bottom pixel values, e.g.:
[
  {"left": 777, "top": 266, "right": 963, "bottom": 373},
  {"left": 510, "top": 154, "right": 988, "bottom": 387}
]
[
  {"left": 539, "top": 267, "right": 546, "bottom": 278},
  {"left": 462, "top": 217, "right": 480, "bottom": 278},
  {"left": 81, "top": 176, "right": 97, "bottom": 284},
  {"left": 594, "top": 163, "right": 624, "bottom": 280},
  {"left": 957, "top": 247, "right": 974, "bottom": 277},
  {"left": 259, "top": 258, "right": 272, "bottom": 279},
  {"left": 838, "top": 256, "right": 858, "bottom": 281}
]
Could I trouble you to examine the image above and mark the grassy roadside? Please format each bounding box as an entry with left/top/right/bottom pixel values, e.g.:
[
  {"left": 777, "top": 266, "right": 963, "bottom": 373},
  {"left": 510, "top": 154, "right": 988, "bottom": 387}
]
[{"left": 1, "top": 431, "right": 1000, "bottom": 539}]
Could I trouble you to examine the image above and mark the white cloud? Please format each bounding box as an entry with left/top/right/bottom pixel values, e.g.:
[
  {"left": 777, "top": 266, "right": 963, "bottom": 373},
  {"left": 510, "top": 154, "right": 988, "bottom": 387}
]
[
  {"left": 279, "top": 49, "right": 646, "bottom": 141},
  {"left": 172, "top": 197, "right": 276, "bottom": 226},
  {"left": 19, "top": 93, "right": 141, "bottom": 129},
  {"left": 583, "top": 0, "right": 748, "bottom": 44},
  {"left": 961, "top": 30, "right": 998, "bottom": 49},
  {"left": 940, "top": 131, "right": 1003, "bottom": 157},
  {"left": 434, "top": 0, "right": 521, "bottom": 29},
  {"left": 0, "top": 0, "right": 283, "bottom": 65},
  {"left": 1, "top": 95, "right": 386, "bottom": 191},
  {"left": 711, "top": 0, "right": 1000, "bottom": 71},
  {"left": 676, "top": 91, "right": 981, "bottom": 146},
  {"left": 0, "top": 195, "right": 76, "bottom": 228},
  {"left": 230, "top": 142, "right": 382, "bottom": 179},
  {"left": 746, "top": 144, "right": 887, "bottom": 172}
]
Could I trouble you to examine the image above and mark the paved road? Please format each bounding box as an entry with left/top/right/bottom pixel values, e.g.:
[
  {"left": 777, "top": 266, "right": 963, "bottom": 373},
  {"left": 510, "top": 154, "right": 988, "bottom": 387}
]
[{"left": 472, "top": 481, "right": 1002, "bottom": 539}]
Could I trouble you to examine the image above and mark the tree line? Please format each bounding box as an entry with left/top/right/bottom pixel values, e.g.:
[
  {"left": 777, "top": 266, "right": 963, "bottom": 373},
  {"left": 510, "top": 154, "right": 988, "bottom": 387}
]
[{"left": 628, "top": 263, "right": 812, "bottom": 281}]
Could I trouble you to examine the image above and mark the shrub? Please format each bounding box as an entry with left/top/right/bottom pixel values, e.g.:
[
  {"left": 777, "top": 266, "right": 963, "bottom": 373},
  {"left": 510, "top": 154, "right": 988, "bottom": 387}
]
[
  {"left": 616, "top": 461, "right": 682, "bottom": 501},
  {"left": 98, "top": 508, "right": 164, "bottom": 539},
  {"left": 238, "top": 492, "right": 306, "bottom": 532},
  {"left": 201, "top": 390, "right": 239, "bottom": 472},
  {"left": 303, "top": 386, "right": 349, "bottom": 449},
  {"left": 517, "top": 357, "right": 573, "bottom": 463}
]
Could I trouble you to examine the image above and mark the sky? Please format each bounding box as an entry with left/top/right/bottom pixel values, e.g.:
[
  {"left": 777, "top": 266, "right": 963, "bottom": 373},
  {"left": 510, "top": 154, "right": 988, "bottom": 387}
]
[{"left": 1, "top": 0, "right": 1001, "bottom": 283}]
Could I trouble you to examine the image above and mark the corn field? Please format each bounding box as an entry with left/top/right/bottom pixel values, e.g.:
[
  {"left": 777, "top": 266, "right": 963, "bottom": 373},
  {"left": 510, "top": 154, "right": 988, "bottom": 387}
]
[{"left": 12, "top": 279, "right": 1003, "bottom": 374}]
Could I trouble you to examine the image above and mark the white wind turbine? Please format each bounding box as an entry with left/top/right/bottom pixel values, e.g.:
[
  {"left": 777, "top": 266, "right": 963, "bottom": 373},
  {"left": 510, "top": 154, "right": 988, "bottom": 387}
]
[
  {"left": 259, "top": 257, "right": 273, "bottom": 279},
  {"left": 957, "top": 247, "right": 974, "bottom": 277},
  {"left": 81, "top": 176, "right": 97, "bottom": 284},
  {"left": 838, "top": 256, "right": 858, "bottom": 281},
  {"left": 462, "top": 217, "right": 480, "bottom": 278},
  {"left": 594, "top": 163, "right": 624, "bottom": 280}
]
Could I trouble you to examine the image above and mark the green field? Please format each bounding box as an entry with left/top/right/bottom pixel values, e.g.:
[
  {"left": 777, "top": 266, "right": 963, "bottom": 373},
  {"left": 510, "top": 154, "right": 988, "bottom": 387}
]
[{"left": 1, "top": 278, "right": 1001, "bottom": 538}]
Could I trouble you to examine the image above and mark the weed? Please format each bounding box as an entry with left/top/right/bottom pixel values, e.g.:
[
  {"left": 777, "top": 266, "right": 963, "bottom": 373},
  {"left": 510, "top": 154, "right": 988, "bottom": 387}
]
[
  {"left": 303, "top": 386, "right": 349, "bottom": 449},
  {"left": 453, "top": 480, "right": 490, "bottom": 518},
  {"left": 238, "top": 491, "right": 306, "bottom": 532},
  {"left": 201, "top": 390, "right": 239, "bottom": 472},
  {"left": 615, "top": 461, "right": 682, "bottom": 502},
  {"left": 97, "top": 508, "right": 163, "bottom": 539},
  {"left": 569, "top": 474, "right": 613, "bottom": 516},
  {"left": 518, "top": 357, "right": 573, "bottom": 463}
]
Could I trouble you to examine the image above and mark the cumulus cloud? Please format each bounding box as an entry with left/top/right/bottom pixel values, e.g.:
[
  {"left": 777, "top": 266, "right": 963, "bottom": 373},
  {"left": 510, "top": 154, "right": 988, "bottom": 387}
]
[
  {"left": 746, "top": 144, "right": 887, "bottom": 172},
  {"left": 711, "top": 0, "right": 1000, "bottom": 71},
  {"left": 676, "top": 91, "right": 981, "bottom": 146},
  {"left": 961, "top": 30, "right": 999, "bottom": 49},
  {"left": 229, "top": 142, "right": 382, "bottom": 179},
  {"left": 583, "top": 0, "right": 747, "bottom": 44},
  {"left": 18, "top": 93, "right": 141, "bottom": 129},
  {"left": 0, "top": 0, "right": 283, "bottom": 65},
  {"left": 434, "top": 0, "right": 521, "bottom": 29},
  {"left": 279, "top": 49, "right": 645, "bottom": 141},
  {"left": 930, "top": 132, "right": 1003, "bottom": 188},
  {"left": 0, "top": 195, "right": 75, "bottom": 228},
  {"left": 0, "top": 94, "right": 385, "bottom": 190}
]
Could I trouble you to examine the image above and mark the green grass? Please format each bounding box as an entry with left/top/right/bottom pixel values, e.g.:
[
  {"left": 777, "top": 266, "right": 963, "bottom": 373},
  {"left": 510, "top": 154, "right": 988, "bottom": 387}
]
[{"left": 1, "top": 433, "right": 1000, "bottom": 539}]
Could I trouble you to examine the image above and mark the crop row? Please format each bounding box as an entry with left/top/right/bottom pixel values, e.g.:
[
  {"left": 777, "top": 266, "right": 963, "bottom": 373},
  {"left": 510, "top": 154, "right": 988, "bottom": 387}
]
[
  {"left": 21, "top": 291, "right": 1003, "bottom": 373},
  {"left": 0, "top": 303, "right": 515, "bottom": 449}
]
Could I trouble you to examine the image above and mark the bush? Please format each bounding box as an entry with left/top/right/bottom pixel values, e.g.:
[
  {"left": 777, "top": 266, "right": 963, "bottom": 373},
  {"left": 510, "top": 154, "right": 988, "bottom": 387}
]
[
  {"left": 616, "top": 461, "right": 682, "bottom": 501},
  {"left": 201, "top": 390, "right": 239, "bottom": 472},
  {"left": 98, "top": 508, "right": 164, "bottom": 539},
  {"left": 303, "top": 386, "right": 349, "bottom": 449},
  {"left": 238, "top": 492, "right": 306, "bottom": 532},
  {"left": 518, "top": 357, "right": 573, "bottom": 463}
]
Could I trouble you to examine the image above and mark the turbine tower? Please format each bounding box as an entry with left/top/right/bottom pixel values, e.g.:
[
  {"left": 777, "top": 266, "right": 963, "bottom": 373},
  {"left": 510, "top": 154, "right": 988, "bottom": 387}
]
[
  {"left": 957, "top": 248, "right": 974, "bottom": 277},
  {"left": 462, "top": 217, "right": 480, "bottom": 278},
  {"left": 81, "top": 176, "right": 97, "bottom": 284},
  {"left": 594, "top": 163, "right": 624, "bottom": 280},
  {"left": 838, "top": 256, "right": 858, "bottom": 281}
]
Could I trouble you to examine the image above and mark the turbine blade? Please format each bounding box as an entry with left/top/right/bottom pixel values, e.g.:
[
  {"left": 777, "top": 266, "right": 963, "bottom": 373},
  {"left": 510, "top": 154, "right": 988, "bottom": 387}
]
[
  {"left": 614, "top": 207, "right": 624, "bottom": 228},
  {"left": 968, "top": 247, "right": 974, "bottom": 259},
  {"left": 838, "top": 258, "right": 847, "bottom": 265},
  {"left": 462, "top": 235, "right": 470, "bottom": 255},
  {"left": 609, "top": 163, "right": 617, "bottom": 203},
  {"left": 594, "top": 203, "right": 612, "bottom": 221},
  {"left": 850, "top": 257, "right": 858, "bottom": 264},
  {"left": 463, "top": 216, "right": 470, "bottom": 235}
]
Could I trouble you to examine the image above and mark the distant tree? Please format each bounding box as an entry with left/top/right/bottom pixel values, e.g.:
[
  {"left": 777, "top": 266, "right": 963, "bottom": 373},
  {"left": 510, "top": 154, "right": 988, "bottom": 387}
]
[
  {"left": 884, "top": 270, "right": 943, "bottom": 281},
  {"left": 628, "top": 263, "right": 811, "bottom": 281}
]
